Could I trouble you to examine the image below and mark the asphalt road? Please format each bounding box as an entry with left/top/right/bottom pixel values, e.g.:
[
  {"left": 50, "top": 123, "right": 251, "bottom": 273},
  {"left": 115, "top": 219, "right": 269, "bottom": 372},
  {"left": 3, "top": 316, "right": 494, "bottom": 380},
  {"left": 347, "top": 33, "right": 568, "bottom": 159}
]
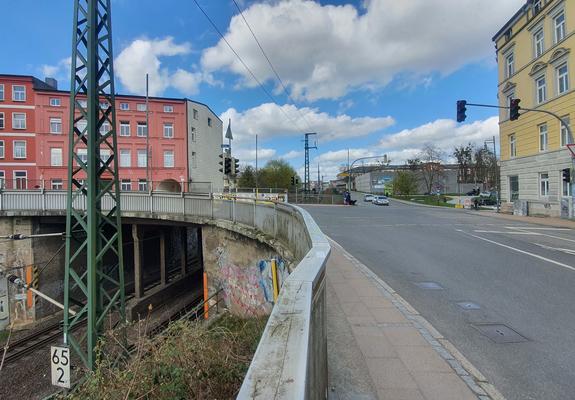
[{"left": 303, "top": 199, "right": 575, "bottom": 400}]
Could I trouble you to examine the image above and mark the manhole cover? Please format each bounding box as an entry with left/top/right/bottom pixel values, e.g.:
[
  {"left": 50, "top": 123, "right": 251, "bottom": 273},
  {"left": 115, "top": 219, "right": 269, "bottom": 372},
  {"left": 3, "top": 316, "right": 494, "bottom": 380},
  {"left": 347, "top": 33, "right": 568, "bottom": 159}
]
[
  {"left": 472, "top": 324, "right": 528, "bottom": 343},
  {"left": 457, "top": 301, "right": 480, "bottom": 310},
  {"left": 414, "top": 281, "right": 443, "bottom": 290}
]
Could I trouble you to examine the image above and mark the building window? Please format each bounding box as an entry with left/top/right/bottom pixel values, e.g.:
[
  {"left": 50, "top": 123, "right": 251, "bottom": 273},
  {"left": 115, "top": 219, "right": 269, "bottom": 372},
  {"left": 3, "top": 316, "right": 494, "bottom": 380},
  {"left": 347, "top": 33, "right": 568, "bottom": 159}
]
[
  {"left": 99, "top": 120, "right": 111, "bottom": 134},
  {"left": 13, "top": 141, "right": 26, "bottom": 159},
  {"left": 540, "top": 172, "right": 549, "bottom": 196},
  {"left": 120, "top": 149, "right": 131, "bottom": 167},
  {"left": 561, "top": 116, "right": 572, "bottom": 146},
  {"left": 99, "top": 101, "right": 109, "bottom": 110},
  {"left": 207, "top": 117, "right": 212, "bottom": 127},
  {"left": 138, "top": 179, "right": 148, "bottom": 191},
  {"left": 78, "top": 99, "right": 88, "bottom": 108},
  {"left": 505, "top": 52, "right": 514, "bottom": 78},
  {"left": 562, "top": 171, "right": 571, "bottom": 196},
  {"left": 506, "top": 93, "right": 515, "bottom": 119},
  {"left": 536, "top": 75, "right": 546, "bottom": 103},
  {"left": 77, "top": 148, "right": 88, "bottom": 164},
  {"left": 50, "top": 148, "right": 63, "bottom": 166},
  {"left": 14, "top": 171, "right": 27, "bottom": 189},
  {"left": 0, "top": 113, "right": 4, "bottom": 129},
  {"left": 539, "top": 123, "right": 548, "bottom": 151},
  {"left": 137, "top": 122, "right": 147, "bottom": 137},
  {"left": 137, "top": 149, "right": 147, "bottom": 167},
  {"left": 163, "top": 150, "right": 174, "bottom": 168},
  {"left": 120, "top": 102, "right": 129, "bottom": 111},
  {"left": 50, "top": 98, "right": 61, "bottom": 107},
  {"left": 163, "top": 105, "right": 173, "bottom": 113},
  {"left": 163, "top": 123, "right": 174, "bottom": 138},
  {"left": 0, "top": 84, "right": 4, "bottom": 101},
  {"left": 533, "top": 0, "right": 542, "bottom": 14},
  {"left": 534, "top": 28, "right": 544, "bottom": 58},
  {"left": 51, "top": 179, "right": 63, "bottom": 190},
  {"left": 120, "top": 121, "right": 130, "bottom": 136},
  {"left": 0, "top": 171, "right": 4, "bottom": 188},
  {"left": 193, "top": 109, "right": 198, "bottom": 119},
  {"left": 509, "top": 134, "right": 516, "bottom": 157},
  {"left": 509, "top": 175, "right": 519, "bottom": 201},
  {"left": 12, "top": 113, "right": 26, "bottom": 129},
  {"left": 137, "top": 103, "right": 147, "bottom": 112},
  {"left": 121, "top": 179, "right": 131, "bottom": 191},
  {"left": 554, "top": 12, "right": 566, "bottom": 43},
  {"left": 557, "top": 63, "right": 569, "bottom": 95},
  {"left": 50, "top": 117, "right": 62, "bottom": 134},
  {"left": 0, "top": 141, "right": 5, "bottom": 158},
  {"left": 77, "top": 119, "right": 87, "bottom": 134},
  {"left": 100, "top": 149, "right": 111, "bottom": 163},
  {"left": 191, "top": 126, "right": 196, "bottom": 142},
  {"left": 12, "top": 85, "right": 26, "bottom": 102},
  {"left": 191, "top": 151, "right": 197, "bottom": 168}
]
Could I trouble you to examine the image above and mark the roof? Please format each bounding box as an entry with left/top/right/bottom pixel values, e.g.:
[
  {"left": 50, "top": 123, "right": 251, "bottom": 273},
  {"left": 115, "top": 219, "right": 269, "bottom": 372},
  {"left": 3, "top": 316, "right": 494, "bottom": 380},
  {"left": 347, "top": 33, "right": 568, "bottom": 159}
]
[{"left": 492, "top": 1, "right": 529, "bottom": 43}]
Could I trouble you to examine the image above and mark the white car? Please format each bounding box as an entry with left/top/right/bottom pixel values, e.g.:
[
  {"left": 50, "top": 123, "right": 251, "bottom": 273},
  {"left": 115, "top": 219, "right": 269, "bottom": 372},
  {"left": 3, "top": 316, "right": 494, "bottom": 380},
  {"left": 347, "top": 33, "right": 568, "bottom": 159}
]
[
  {"left": 363, "top": 194, "right": 374, "bottom": 202},
  {"left": 372, "top": 195, "right": 390, "bottom": 206}
]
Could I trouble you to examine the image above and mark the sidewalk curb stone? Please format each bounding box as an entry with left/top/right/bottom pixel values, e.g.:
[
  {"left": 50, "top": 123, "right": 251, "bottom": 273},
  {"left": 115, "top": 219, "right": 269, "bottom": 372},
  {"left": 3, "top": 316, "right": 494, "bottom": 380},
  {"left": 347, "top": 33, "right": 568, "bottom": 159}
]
[{"left": 328, "top": 238, "right": 507, "bottom": 400}]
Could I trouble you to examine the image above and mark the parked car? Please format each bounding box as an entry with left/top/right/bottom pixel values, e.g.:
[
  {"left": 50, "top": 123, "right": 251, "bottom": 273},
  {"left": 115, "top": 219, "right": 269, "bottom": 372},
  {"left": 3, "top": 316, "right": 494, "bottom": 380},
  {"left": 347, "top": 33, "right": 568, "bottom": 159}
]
[
  {"left": 372, "top": 195, "right": 390, "bottom": 206},
  {"left": 364, "top": 194, "right": 374, "bottom": 202}
]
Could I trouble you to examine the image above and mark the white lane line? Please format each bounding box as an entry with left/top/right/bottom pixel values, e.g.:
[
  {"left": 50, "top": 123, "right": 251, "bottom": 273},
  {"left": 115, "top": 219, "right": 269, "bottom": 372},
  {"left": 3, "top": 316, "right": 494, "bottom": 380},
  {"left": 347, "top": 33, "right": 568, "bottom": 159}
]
[
  {"left": 474, "top": 230, "right": 540, "bottom": 235},
  {"left": 533, "top": 243, "right": 575, "bottom": 256},
  {"left": 505, "top": 226, "right": 572, "bottom": 231},
  {"left": 455, "top": 229, "right": 575, "bottom": 272},
  {"left": 506, "top": 226, "right": 575, "bottom": 243}
]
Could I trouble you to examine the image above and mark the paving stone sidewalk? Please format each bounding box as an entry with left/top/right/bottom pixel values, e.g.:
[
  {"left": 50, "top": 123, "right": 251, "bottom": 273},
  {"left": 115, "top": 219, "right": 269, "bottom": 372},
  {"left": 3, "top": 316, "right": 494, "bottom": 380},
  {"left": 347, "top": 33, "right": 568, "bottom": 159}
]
[{"left": 326, "top": 240, "right": 504, "bottom": 400}]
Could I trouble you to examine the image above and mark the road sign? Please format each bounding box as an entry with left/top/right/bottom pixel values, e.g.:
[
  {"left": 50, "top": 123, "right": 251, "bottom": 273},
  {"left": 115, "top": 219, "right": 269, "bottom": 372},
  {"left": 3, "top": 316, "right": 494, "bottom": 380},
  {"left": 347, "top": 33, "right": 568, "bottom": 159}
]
[
  {"left": 567, "top": 143, "right": 575, "bottom": 158},
  {"left": 51, "top": 346, "right": 71, "bottom": 388}
]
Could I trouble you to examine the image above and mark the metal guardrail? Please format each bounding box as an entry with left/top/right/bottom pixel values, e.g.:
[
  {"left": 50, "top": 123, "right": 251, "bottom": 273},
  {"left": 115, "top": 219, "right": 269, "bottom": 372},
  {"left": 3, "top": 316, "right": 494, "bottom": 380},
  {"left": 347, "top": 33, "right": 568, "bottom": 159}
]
[{"left": 0, "top": 190, "right": 330, "bottom": 400}]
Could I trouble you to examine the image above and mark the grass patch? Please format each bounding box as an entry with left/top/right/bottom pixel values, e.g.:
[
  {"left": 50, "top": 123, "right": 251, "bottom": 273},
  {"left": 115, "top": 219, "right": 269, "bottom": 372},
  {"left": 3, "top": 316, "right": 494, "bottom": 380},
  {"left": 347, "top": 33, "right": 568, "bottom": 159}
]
[
  {"left": 394, "top": 195, "right": 455, "bottom": 208},
  {"left": 66, "top": 314, "right": 267, "bottom": 400}
]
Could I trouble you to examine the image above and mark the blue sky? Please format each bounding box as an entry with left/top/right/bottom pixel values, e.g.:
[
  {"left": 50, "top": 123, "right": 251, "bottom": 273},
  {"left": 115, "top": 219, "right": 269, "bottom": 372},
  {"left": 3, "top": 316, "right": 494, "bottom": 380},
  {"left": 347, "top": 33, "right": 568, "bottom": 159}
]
[{"left": 0, "top": 0, "right": 525, "bottom": 179}]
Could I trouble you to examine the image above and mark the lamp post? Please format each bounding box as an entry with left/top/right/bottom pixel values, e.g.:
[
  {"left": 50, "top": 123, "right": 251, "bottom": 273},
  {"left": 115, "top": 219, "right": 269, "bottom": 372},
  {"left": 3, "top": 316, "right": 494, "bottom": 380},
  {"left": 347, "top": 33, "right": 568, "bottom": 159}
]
[{"left": 484, "top": 136, "right": 499, "bottom": 213}]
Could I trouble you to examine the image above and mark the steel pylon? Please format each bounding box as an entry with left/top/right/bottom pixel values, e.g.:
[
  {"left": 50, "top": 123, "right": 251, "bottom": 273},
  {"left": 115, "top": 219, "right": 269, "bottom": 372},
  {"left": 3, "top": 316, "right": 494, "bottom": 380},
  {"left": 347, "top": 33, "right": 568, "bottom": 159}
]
[{"left": 64, "top": 0, "right": 125, "bottom": 370}]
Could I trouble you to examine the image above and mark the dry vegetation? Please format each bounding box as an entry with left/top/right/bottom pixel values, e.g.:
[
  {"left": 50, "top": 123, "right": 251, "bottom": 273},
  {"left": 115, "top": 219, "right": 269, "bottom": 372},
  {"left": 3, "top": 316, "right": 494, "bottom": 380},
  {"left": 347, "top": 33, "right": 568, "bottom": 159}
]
[{"left": 64, "top": 314, "right": 267, "bottom": 400}]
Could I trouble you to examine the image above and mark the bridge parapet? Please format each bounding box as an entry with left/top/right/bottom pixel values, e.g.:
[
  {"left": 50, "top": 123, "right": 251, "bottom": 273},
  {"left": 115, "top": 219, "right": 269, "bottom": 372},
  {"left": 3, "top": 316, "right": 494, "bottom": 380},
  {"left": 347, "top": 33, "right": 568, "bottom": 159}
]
[{"left": 0, "top": 190, "right": 330, "bottom": 400}]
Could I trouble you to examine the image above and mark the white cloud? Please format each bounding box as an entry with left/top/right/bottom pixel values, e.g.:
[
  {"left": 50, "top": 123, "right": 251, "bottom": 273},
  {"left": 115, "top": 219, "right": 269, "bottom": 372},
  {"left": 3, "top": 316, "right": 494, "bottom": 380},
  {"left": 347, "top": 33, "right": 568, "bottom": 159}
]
[
  {"left": 40, "top": 57, "right": 71, "bottom": 83},
  {"left": 280, "top": 150, "right": 303, "bottom": 160},
  {"left": 202, "top": 0, "right": 523, "bottom": 101},
  {"left": 235, "top": 147, "right": 277, "bottom": 164},
  {"left": 220, "top": 102, "right": 394, "bottom": 144},
  {"left": 115, "top": 37, "right": 206, "bottom": 96}
]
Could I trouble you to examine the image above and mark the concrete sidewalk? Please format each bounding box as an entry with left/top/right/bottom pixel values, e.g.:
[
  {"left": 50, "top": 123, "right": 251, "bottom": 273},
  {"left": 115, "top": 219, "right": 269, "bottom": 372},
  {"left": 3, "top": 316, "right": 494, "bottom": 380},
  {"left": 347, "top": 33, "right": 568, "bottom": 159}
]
[
  {"left": 326, "top": 240, "right": 504, "bottom": 400},
  {"left": 470, "top": 210, "right": 575, "bottom": 229}
]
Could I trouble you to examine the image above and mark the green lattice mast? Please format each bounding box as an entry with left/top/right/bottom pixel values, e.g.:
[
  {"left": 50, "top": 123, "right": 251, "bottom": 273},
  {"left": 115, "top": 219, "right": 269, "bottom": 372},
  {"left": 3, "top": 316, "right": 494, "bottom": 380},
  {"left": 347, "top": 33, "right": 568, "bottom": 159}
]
[{"left": 63, "top": 0, "right": 125, "bottom": 370}]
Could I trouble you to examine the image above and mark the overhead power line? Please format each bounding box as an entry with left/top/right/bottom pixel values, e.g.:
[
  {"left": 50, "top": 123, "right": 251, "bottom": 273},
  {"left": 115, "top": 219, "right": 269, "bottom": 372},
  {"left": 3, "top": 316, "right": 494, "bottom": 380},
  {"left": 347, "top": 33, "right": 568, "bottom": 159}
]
[
  {"left": 192, "top": 0, "right": 308, "bottom": 133},
  {"left": 230, "top": 0, "right": 314, "bottom": 132}
]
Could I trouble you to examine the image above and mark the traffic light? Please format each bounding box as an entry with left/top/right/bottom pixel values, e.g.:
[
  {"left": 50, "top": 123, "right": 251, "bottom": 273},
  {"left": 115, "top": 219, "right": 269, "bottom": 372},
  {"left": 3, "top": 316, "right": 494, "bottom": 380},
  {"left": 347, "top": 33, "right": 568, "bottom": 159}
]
[
  {"left": 224, "top": 157, "right": 232, "bottom": 175},
  {"left": 562, "top": 168, "right": 571, "bottom": 183},
  {"left": 218, "top": 153, "right": 224, "bottom": 173},
  {"left": 510, "top": 98, "right": 521, "bottom": 121},
  {"left": 291, "top": 176, "right": 295, "bottom": 185},
  {"left": 456, "top": 100, "right": 467, "bottom": 123},
  {"left": 233, "top": 158, "right": 240, "bottom": 175}
]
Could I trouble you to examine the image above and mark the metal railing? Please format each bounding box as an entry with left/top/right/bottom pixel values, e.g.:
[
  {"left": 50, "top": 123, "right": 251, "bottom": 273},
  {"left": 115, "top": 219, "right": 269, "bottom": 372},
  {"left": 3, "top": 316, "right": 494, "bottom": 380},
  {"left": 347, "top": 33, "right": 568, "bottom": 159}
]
[{"left": 0, "top": 190, "right": 330, "bottom": 399}]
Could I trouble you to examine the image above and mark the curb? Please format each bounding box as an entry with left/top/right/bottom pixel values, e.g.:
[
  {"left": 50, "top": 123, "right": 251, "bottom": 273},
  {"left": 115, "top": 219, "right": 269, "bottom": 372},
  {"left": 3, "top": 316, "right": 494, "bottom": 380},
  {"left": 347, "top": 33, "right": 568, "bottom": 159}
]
[
  {"left": 390, "top": 197, "right": 460, "bottom": 210},
  {"left": 328, "top": 238, "right": 507, "bottom": 400}
]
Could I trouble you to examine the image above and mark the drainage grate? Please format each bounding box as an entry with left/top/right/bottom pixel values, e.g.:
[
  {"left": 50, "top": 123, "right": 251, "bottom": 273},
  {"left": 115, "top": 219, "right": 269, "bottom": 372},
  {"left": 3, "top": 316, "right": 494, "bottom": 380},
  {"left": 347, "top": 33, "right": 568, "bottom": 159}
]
[
  {"left": 457, "top": 301, "right": 480, "bottom": 310},
  {"left": 472, "top": 324, "right": 528, "bottom": 344},
  {"left": 414, "top": 281, "right": 443, "bottom": 290}
]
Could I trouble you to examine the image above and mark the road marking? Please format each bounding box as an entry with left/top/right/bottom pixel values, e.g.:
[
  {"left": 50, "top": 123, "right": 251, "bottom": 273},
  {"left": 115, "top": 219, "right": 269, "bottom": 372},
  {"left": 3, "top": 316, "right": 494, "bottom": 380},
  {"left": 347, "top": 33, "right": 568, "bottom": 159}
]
[
  {"left": 533, "top": 243, "right": 575, "bottom": 256},
  {"left": 473, "top": 230, "right": 540, "bottom": 235},
  {"left": 505, "top": 226, "right": 572, "bottom": 231},
  {"left": 506, "top": 227, "right": 575, "bottom": 243},
  {"left": 455, "top": 229, "right": 575, "bottom": 272}
]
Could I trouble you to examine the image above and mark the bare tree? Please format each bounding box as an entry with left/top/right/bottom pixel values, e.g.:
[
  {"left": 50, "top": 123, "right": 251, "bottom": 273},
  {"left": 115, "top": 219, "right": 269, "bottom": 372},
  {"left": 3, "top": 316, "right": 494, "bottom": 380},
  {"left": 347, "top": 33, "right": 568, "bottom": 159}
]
[
  {"left": 453, "top": 143, "right": 474, "bottom": 184},
  {"left": 414, "top": 144, "right": 445, "bottom": 194}
]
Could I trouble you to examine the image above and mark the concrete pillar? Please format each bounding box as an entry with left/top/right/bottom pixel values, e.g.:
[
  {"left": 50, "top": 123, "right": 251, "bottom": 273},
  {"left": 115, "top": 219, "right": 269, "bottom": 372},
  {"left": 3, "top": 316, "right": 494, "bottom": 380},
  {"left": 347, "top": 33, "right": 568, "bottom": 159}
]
[
  {"left": 132, "top": 224, "right": 144, "bottom": 299},
  {"left": 160, "top": 230, "right": 166, "bottom": 286},
  {"left": 180, "top": 227, "right": 187, "bottom": 276}
]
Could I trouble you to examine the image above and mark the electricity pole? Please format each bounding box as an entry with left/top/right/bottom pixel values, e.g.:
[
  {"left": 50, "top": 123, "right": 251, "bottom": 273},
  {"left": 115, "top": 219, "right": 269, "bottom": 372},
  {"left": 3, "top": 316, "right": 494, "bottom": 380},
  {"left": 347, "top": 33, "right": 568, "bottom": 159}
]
[
  {"left": 64, "top": 0, "right": 126, "bottom": 370},
  {"left": 304, "top": 133, "right": 317, "bottom": 193}
]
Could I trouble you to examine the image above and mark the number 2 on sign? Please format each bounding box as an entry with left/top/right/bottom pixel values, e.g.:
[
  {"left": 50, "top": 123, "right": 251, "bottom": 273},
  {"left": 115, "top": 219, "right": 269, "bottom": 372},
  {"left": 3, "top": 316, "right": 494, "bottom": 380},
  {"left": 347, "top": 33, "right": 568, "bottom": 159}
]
[{"left": 50, "top": 346, "right": 70, "bottom": 388}]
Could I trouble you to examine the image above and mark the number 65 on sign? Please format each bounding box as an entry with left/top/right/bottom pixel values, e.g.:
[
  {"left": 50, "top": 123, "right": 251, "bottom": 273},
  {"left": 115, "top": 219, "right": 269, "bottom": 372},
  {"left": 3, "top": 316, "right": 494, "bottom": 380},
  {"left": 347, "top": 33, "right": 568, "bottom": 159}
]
[{"left": 51, "top": 346, "right": 70, "bottom": 388}]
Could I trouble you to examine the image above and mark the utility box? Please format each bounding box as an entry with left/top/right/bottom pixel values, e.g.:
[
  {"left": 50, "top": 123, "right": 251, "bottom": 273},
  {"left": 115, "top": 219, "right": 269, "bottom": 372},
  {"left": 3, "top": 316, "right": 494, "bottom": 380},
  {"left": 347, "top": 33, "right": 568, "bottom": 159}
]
[{"left": 513, "top": 200, "right": 528, "bottom": 216}]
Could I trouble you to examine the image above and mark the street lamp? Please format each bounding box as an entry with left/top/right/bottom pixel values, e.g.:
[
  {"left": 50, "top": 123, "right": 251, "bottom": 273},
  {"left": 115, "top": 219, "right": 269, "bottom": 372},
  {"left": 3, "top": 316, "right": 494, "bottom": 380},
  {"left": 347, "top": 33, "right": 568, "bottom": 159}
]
[
  {"left": 484, "top": 136, "right": 500, "bottom": 213},
  {"left": 348, "top": 155, "right": 389, "bottom": 192}
]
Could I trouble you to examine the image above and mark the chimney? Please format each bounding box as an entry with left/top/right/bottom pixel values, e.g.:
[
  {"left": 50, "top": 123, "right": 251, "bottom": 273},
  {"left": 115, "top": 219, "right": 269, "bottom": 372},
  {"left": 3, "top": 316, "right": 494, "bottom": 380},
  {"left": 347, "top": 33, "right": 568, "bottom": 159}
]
[{"left": 45, "top": 78, "right": 58, "bottom": 90}]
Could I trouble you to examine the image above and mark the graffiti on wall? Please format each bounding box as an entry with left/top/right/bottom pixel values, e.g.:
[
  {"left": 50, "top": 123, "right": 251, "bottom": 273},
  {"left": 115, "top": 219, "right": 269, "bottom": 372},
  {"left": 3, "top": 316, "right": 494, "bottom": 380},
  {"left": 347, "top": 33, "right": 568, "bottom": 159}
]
[{"left": 213, "top": 246, "right": 287, "bottom": 317}]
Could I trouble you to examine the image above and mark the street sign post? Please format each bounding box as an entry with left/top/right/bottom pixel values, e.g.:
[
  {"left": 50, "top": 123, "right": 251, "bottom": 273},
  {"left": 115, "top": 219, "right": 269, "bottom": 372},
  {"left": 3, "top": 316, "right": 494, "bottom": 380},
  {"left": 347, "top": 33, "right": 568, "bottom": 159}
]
[{"left": 51, "top": 346, "right": 71, "bottom": 388}]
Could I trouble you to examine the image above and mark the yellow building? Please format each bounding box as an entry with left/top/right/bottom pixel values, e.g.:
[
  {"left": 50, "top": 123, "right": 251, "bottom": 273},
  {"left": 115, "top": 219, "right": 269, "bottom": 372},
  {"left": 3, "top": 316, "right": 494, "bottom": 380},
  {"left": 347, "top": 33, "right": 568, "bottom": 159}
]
[{"left": 494, "top": 0, "right": 574, "bottom": 217}]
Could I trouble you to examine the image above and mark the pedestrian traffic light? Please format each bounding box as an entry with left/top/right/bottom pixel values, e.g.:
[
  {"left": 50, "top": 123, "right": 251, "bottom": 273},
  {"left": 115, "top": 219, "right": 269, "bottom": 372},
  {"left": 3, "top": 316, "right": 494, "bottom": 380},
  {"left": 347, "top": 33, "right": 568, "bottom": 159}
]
[
  {"left": 510, "top": 98, "right": 521, "bottom": 121},
  {"left": 233, "top": 158, "right": 240, "bottom": 175},
  {"left": 224, "top": 157, "right": 232, "bottom": 175},
  {"left": 218, "top": 153, "right": 224, "bottom": 173},
  {"left": 562, "top": 168, "right": 571, "bottom": 183},
  {"left": 456, "top": 100, "right": 467, "bottom": 123}
]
